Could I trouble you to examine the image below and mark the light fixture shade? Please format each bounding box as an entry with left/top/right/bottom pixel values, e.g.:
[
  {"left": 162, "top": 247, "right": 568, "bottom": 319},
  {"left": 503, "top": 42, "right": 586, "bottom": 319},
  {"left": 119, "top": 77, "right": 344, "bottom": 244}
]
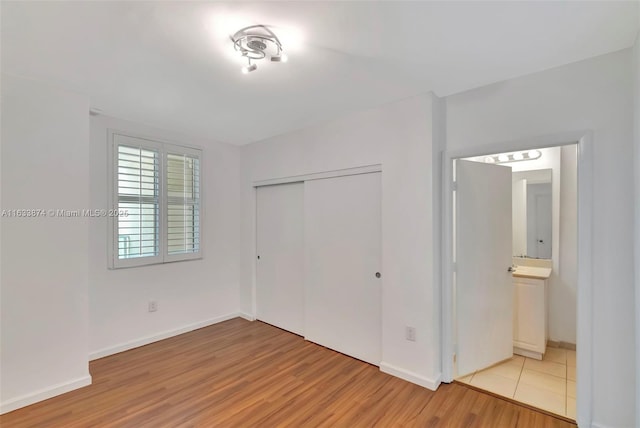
[
  {"left": 241, "top": 63, "right": 257, "bottom": 74},
  {"left": 527, "top": 150, "right": 541, "bottom": 159},
  {"left": 490, "top": 149, "right": 542, "bottom": 164},
  {"left": 270, "top": 53, "right": 288, "bottom": 62}
]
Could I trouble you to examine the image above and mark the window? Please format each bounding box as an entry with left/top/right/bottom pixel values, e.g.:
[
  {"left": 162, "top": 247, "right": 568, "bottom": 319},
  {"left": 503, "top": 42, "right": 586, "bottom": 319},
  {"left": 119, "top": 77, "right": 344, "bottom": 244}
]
[{"left": 109, "top": 133, "right": 202, "bottom": 268}]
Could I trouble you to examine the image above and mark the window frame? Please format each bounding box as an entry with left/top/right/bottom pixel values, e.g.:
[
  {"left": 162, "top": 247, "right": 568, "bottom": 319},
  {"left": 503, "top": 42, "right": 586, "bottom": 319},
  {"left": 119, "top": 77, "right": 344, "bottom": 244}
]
[{"left": 108, "top": 131, "right": 203, "bottom": 269}]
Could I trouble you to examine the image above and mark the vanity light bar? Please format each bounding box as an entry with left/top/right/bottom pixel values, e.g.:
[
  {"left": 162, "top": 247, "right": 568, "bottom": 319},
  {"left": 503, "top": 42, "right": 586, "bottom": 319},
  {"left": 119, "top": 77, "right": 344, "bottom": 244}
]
[{"left": 484, "top": 150, "right": 542, "bottom": 164}]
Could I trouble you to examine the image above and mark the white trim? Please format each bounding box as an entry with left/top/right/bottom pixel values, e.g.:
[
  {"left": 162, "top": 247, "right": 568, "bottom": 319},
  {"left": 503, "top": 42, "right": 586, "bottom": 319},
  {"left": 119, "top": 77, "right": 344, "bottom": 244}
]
[
  {"left": 575, "top": 132, "right": 593, "bottom": 428},
  {"left": 513, "top": 347, "right": 543, "bottom": 360},
  {"left": 0, "top": 375, "right": 92, "bottom": 415},
  {"left": 591, "top": 423, "right": 616, "bottom": 428},
  {"left": 251, "top": 186, "right": 258, "bottom": 319},
  {"left": 444, "top": 130, "right": 589, "bottom": 161},
  {"left": 252, "top": 164, "right": 382, "bottom": 187},
  {"left": 88, "top": 312, "right": 240, "bottom": 361},
  {"left": 440, "top": 131, "right": 593, "bottom": 427},
  {"left": 239, "top": 311, "right": 256, "bottom": 321},
  {"left": 380, "top": 362, "right": 442, "bottom": 391}
]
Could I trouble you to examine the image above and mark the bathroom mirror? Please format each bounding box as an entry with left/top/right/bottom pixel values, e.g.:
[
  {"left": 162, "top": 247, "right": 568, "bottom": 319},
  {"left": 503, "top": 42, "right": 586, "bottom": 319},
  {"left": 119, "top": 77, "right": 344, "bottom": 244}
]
[{"left": 512, "top": 169, "right": 552, "bottom": 259}]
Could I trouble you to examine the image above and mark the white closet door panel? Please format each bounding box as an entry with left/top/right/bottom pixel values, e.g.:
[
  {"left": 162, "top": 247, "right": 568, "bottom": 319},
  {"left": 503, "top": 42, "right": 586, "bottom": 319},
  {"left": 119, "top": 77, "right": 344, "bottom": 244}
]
[
  {"left": 256, "top": 183, "right": 304, "bottom": 335},
  {"left": 304, "top": 172, "right": 381, "bottom": 365}
]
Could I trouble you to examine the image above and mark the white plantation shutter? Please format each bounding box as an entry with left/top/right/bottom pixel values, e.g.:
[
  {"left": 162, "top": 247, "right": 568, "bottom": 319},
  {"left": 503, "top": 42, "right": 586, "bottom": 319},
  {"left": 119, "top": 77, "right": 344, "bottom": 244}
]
[
  {"left": 165, "top": 148, "right": 201, "bottom": 260},
  {"left": 109, "top": 133, "right": 202, "bottom": 269},
  {"left": 116, "top": 140, "right": 162, "bottom": 266}
]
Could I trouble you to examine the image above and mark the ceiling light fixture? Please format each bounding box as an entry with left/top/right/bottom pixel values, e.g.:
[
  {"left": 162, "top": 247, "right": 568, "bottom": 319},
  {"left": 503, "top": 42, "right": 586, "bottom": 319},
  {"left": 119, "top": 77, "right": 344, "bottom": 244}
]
[
  {"left": 231, "top": 25, "right": 287, "bottom": 74},
  {"left": 484, "top": 150, "right": 543, "bottom": 164}
]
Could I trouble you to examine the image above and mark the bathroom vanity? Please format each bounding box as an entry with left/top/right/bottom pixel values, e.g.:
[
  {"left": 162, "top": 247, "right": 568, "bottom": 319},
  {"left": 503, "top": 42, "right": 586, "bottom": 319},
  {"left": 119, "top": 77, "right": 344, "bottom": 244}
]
[{"left": 512, "top": 264, "right": 551, "bottom": 360}]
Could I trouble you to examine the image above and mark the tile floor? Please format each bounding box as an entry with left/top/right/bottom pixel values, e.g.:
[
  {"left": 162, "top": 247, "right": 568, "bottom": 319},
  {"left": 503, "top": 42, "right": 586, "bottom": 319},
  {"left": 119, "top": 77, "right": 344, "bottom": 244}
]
[{"left": 457, "top": 347, "right": 576, "bottom": 420}]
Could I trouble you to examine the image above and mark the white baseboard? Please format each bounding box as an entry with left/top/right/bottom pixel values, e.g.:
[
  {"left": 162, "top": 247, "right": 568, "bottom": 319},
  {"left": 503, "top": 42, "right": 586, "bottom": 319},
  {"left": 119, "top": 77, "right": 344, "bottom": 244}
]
[
  {"left": 89, "top": 312, "right": 240, "bottom": 361},
  {"left": 513, "top": 346, "right": 543, "bottom": 360},
  {"left": 379, "top": 362, "right": 442, "bottom": 391},
  {"left": 0, "top": 375, "right": 92, "bottom": 415},
  {"left": 238, "top": 311, "right": 256, "bottom": 321}
]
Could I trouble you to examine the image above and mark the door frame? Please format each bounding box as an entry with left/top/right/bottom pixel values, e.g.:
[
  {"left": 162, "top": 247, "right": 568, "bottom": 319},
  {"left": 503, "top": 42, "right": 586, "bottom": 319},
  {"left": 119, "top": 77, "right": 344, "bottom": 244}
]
[{"left": 441, "top": 131, "right": 593, "bottom": 426}]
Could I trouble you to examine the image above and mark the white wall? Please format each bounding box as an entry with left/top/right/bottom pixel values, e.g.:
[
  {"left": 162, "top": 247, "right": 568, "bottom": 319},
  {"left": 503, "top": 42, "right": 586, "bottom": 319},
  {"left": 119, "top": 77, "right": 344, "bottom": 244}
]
[
  {"left": 88, "top": 115, "right": 241, "bottom": 358},
  {"left": 633, "top": 18, "right": 640, "bottom": 428},
  {"left": 240, "top": 94, "right": 444, "bottom": 389},
  {"left": 0, "top": 75, "right": 243, "bottom": 412},
  {"left": 558, "top": 145, "right": 578, "bottom": 346},
  {"left": 0, "top": 74, "right": 91, "bottom": 413},
  {"left": 447, "top": 49, "right": 635, "bottom": 427}
]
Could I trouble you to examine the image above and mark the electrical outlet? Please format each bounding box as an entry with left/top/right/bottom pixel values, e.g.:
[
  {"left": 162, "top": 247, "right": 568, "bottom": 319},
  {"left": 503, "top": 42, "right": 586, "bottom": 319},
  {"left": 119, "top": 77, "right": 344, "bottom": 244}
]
[
  {"left": 148, "top": 301, "right": 157, "bottom": 312},
  {"left": 405, "top": 326, "right": 416, "bottom": 342}
]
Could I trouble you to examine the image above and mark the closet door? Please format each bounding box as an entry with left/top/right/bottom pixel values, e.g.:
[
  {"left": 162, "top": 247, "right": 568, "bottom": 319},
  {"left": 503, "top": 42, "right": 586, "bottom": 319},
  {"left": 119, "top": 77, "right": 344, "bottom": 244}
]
[
  {"left": 304, "top": 172, "right": 381, "bottom": 365},
  {"left": 256, "top": 182, "right": 304, "bottom": 335}
]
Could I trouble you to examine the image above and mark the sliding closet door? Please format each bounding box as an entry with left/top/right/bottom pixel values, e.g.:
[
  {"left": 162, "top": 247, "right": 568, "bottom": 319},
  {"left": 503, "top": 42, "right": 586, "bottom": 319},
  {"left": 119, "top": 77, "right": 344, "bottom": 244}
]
[
  {"left": 256, "top": 183, "right": 304, "bottom": 335},
  {"left": 304, "top": 172, "right": 381, "bottom": 365}
]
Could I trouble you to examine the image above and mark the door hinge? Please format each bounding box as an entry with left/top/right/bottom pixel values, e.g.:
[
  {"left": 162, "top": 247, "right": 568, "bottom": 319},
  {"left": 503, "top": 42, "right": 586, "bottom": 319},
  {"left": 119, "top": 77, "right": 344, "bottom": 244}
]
[
  {"left": 452, "top": 262, "right": 457, "bottom": 273},
  {"left": 452, "top": 181, "right": 458, "bottom": 191}
]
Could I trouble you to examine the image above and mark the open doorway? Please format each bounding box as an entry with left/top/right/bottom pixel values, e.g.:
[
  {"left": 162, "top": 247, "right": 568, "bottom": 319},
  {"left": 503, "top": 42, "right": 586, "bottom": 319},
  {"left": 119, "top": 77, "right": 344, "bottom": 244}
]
[{"left": 449, "top": 144, "right": 578, "bottom": 420}]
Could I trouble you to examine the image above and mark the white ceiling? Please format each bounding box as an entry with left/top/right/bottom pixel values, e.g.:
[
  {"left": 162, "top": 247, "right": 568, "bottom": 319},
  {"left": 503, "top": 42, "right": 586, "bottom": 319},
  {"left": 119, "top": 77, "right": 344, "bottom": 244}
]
[{"left": 2, "top": 1, "right": 638, "bottom": 145}]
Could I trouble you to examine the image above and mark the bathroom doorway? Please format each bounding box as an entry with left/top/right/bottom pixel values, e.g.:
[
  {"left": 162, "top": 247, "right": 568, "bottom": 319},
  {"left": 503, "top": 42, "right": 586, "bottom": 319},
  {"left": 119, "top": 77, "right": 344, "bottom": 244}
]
[{"left": 443, "top": 141, "right": 581, "bottom": 421}]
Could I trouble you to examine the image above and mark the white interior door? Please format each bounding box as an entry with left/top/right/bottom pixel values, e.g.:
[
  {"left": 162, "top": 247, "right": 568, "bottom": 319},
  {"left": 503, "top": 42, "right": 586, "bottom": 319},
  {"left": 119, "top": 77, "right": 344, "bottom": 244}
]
[
  {"left": 256, "top": 183, "right": 304, "bottom": 335},
  {"left": 456, "top": 160, "right": 513, "bottom": 376},
  {"left": 304, "top": 172, "right": 381, "bottom": 365}
]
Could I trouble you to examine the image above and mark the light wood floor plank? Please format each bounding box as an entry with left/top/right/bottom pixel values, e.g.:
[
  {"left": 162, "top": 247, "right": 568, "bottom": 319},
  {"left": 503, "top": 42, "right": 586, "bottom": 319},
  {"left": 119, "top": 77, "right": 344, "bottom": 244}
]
[{"left": 1, "top": 318, "right": 576, "bottom": 427}]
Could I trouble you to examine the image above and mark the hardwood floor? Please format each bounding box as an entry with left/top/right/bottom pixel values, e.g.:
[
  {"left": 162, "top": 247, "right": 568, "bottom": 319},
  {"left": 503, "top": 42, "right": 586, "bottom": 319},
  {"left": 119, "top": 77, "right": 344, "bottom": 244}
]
[{"left": 1, "top": 318, "right": 576, "bottom": 427}]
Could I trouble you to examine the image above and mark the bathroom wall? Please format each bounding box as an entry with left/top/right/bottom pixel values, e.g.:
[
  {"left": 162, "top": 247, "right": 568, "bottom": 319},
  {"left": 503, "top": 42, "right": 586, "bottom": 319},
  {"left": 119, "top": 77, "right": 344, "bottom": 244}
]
[{"left": 556, "top": 145, "right": 578, "bottom": 346}]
